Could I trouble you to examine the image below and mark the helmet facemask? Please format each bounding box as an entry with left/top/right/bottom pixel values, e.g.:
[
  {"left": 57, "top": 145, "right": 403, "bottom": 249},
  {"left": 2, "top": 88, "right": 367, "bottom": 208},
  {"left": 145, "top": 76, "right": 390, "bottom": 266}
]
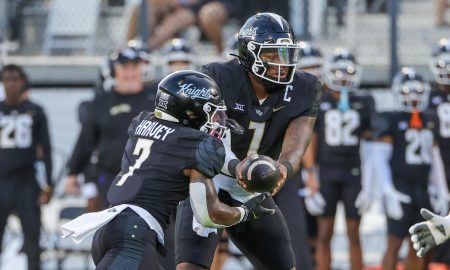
[
  {"left": 393, "top": 80, "right": 430, "bottom": 112},
  {"left": 325, "top": 61, "right": 361, "bottom": 92},
  {"left": 199, "top": 101, "right": 229, "bottom": 139},
  {"left": 247, "top": 40, "right": 300, "bottom": 87},
  {"left": 430, "top": 53, "right": 450, "bottom": 85}
]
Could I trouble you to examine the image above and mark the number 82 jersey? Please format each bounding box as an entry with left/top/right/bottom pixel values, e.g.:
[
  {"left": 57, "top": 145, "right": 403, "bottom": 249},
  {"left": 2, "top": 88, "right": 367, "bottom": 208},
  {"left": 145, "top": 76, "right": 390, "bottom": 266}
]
[{"left": 315, "top": 91, "right": 375, "bottom": 168}]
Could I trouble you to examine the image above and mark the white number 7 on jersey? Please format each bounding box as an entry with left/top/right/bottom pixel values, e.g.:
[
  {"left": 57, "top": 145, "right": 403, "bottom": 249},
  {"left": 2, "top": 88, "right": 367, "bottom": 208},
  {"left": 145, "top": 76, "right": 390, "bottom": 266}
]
[{"left": 116, "top": 138, "right": 154, "bottom": 186}]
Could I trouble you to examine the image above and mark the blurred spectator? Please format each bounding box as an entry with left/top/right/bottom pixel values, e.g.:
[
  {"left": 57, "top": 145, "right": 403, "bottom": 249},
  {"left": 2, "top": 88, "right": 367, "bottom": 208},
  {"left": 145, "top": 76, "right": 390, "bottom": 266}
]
[
  {"left": 164, "top": 38, "right": 194, "bottom": 73},
  {"left": 244, "top": 0, "right": 289, "bottom": 22},
  {"left": 64, "top": 45, "right": 158, "bottom": 210},
  {"left": 127, "top": 0, "right": 197, "bottom": 51},
  {"left": 435, "top": 0, "right": 450, "bottom": 27},
  {"left": 0, "top": 64, "right": 53, "bottom": 270},
  {"left": 328, "top": 0, "right": 346, "bottom": 26},
  {"left": 96, "top": 39, "right": 151, "bottom": 95},
  {"left": 197, "top": 0, "right": 243, "bottom": 53},
  {"left": 6, "top": 0, "right": 30, "bottom": 45}
]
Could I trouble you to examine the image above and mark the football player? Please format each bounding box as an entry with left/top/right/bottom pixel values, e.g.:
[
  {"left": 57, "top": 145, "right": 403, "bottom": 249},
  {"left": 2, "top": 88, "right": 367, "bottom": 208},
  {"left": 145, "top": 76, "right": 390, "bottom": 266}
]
[
  {"left": 164, "top": 38, "right": 195, "bottom": 73},
  {"left": 175, "top": 13, "right": 320, "bottom": 270},
  {"left": 297, "top": 41, "right": 324, "bottom": 82},
  {"left": 427, "top": 37, "right": 450, "bottom": 264},
  {"left": 373, "top": 68, "right": 449, "bottom": 270},
  {"left": 0, "top": 64, "right": 53, "bottom": 270},
  {"left": 301, "top": 48, "right": 375, "bottom": 270},
  {"left": 62, "top": 70, "right": 273, "bottom": 270},
  {"left": 296, "top": 41, "right": 324, "bottom": 263}
]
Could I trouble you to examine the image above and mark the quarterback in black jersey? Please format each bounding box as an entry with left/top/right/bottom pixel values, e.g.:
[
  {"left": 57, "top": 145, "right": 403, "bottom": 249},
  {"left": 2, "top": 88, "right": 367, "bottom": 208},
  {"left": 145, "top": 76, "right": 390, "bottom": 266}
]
[
  {"left": 426, "top": 38, "right": 450, "bottom": 264},
  {"left": 0, "top": 64, "right": 53, "bottom": 270},
  {"left": 176, "top": 13, "right": 320, "bottom": 270},
  {"left": 302, "top": 48, "right": 375, "bottom": 270},
  {"left": 62, "top": 71, "right": 272, "bottom": 270},
  {"left": 372, "top": 68, "right": 449, "bottom": 270}
]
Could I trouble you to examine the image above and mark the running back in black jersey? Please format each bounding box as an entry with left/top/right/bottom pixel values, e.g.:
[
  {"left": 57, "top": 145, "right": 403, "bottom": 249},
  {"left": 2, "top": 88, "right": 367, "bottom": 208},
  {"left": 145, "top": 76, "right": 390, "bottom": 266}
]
[
  {"left": 429, "top": 88, "right": 450, "bottom": 165},
  {"left": 201, "top": 59, "right": 321, "bottom": 160},
  {"left": 315, "top": 91, "right": 375, "bottom": 168},
  {"left": 107, "top": 111, "right": 225, "bottom": 229},
  {"left": 373, "top": 111, "right": 438, "bottom": 182},
  {"left": 0, "top": 100, "right": 52, "bottom": 184}
]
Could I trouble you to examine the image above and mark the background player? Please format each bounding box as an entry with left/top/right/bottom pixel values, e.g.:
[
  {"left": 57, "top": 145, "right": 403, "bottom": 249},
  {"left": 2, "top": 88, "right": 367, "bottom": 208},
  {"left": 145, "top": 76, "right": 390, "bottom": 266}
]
[
  {"left": 164, "top": 38, "right": 195, "bottom": 73},
  {"left": 176, "top": 12, "right": 320, "bottom": 270},
  {"left": 0, "top": 64, "right": 53, "bottom": 270},
  {"left": 302, "top": 48, "right": 375, "bottom": 270},
  {"left": 428, "top": 37, "right": 450, "bottom": 265},
  {"left": 372, "top": 67, "right": 449, "bottom": 270},
  {"left": 62, "top": 70, "right": 273, "bottom": 270}
]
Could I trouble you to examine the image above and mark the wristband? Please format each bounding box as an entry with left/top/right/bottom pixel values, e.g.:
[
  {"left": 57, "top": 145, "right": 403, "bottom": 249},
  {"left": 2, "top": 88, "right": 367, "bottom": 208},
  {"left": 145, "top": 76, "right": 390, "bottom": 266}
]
[{"left": 280, "top": 161, "right": 293, "bottom": 179}]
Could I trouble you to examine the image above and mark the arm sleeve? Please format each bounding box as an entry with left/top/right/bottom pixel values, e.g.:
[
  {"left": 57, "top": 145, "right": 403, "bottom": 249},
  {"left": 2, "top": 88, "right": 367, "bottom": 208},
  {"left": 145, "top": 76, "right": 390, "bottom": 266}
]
[
  {"left": 36, "top": 107, "right": 53, "bottom": 187},
  {"left": 194, "top": 136, "right": 226, "bottom": 179},
  {"left": 67, "top": 101, "right": 99, "bottom": 175},
  {"left": 220, "top": 140, "right": 239, "bottom": 177},
  {"left": 373, "top": 142, "right": 394, "bottom": 193}
]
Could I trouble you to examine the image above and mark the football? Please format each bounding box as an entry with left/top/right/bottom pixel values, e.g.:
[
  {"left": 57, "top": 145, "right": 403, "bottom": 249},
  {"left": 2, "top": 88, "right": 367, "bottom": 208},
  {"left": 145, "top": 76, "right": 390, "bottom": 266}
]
[{"left": 241, "top": 154, "right": 280, "bottom": 193}]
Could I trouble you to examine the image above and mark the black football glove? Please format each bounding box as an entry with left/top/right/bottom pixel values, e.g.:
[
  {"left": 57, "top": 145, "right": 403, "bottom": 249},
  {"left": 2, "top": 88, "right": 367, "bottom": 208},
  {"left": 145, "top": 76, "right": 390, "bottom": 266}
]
[
  {"left": 240, "top": 192, "right": 275, "bottom": 222},
  {"left": 226, "top": 118, "right": 244, "bottom": 135}
]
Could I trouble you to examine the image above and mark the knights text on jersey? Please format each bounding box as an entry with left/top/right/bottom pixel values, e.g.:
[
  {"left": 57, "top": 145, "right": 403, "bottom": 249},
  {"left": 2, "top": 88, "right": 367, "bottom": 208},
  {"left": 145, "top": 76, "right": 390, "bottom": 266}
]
[
  {"left": 201, "top": 59, "right": 321, "bottom": 160},
  {"left": 372, "top": 110, "right": 438, "bottom": 182},
  {"left": 428, "top": 88, "right": 450, "bottom": 165},
  {"left": 107, "top": 111, "right": 225, "bottom": 229},
  {"left": 0, "top": 100, "right": 52, "bottom": 184},
  {"left": 315, "top": 91, "right": 375, "bottom": 168}
]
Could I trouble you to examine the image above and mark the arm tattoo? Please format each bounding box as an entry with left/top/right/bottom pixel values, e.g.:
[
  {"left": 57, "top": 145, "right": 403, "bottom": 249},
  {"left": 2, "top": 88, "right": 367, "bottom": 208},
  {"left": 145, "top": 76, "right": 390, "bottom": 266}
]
[{"left": 279, "top": 116, "right": 316, "bottom": 173}]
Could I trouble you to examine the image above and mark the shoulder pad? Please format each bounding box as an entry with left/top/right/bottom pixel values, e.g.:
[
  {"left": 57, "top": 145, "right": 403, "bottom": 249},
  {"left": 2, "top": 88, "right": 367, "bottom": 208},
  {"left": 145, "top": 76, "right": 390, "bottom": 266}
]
[{"left": 195, "top": 136, "right": 225, "bottom": 178}]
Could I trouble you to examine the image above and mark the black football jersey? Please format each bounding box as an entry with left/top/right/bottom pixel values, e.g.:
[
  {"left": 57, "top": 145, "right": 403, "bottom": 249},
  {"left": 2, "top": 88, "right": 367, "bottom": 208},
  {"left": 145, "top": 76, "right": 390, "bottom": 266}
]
[
  {"left": 428, "top": 88, "right": 450, "bottom": 166},
  {"left": 68, "top": 83, "right": 158, "bottom": 175},
  {"left": 201, "top": 59, "right": 321, "bottom": 160},
  {"left": 373, "top": 110, "right": 438, "bottom": 183},
  {"left": 315, "top": 91, "right": 375, "bottom": 168},
  {"left": 0, "top": 100, "right": 52, "bottom": 185},
  {"left": 107, "top": 111, "right": 225, "bottom": 229}
]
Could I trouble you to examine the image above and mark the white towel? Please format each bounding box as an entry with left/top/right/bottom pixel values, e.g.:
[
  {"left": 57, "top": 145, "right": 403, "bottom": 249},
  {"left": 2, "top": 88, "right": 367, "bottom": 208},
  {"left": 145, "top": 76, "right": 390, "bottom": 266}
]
[
  {"left": 192, "top": 215, "right": 217, "bottom": 237},
  {"left": 61, "top": 204, "right": 164, "bottom": 245}
]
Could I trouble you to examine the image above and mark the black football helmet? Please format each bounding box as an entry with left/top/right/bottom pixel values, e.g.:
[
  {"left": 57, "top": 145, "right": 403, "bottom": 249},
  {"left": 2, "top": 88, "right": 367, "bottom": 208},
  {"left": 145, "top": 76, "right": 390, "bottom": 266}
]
[
  {"left": 324, "top": 48, "right": 361, "bottom": 92},
  {"left": 166, "top": 38, "right": 194, "bottom": 70},
  {"left": 297, "top": 41, "right": 323, "bottom": 80},
  {"left": 392, "top": 67, "right": 430, "bottom": 112},
  {"left": 430, "top": 38, "right": 450, "bottom": 85},
  {"left": 237, "top": 12, "right": 300, "bottom": 91},
  {"left": 155, "top": 70, "right": 229, "bottom": 138}
]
